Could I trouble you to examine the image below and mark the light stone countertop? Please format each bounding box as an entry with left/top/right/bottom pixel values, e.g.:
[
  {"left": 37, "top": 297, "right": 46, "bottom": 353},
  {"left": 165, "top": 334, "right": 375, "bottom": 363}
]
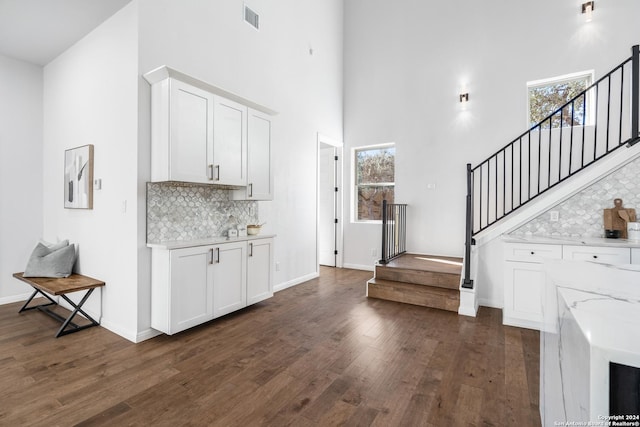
[
  {"left": 147, "top": 234, "right": 276, "bottom": 250},
  {"left": 541, "top": 260, "right": 640, "bottom": 424},
  {"left": 503, "top": 234, "right": 640, "bottom": 248}
]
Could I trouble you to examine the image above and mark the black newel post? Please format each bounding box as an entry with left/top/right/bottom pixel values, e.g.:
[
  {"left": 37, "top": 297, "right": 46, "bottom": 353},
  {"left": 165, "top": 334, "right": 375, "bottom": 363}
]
[{"left": 462, "top": 163, "right": 474, "bottom": 289}]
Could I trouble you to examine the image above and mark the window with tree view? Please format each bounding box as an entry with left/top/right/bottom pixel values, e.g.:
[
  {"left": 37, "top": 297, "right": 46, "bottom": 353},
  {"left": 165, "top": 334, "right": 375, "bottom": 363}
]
[
  {"left": 527, "top": 72, "right": 593, "bottom": 129},
  {"left": 355, "top": 144, "right": 395, "bottom": 221}
]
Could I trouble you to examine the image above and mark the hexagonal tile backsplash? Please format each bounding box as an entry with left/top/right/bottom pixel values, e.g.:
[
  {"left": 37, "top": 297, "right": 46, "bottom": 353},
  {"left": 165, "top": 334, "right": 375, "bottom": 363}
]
[
  {"left": 147, "top": 182, "right": 258, "bottom": 243},
  {"left": 511, "top": 156, "right": 640, "bottom": 238}
]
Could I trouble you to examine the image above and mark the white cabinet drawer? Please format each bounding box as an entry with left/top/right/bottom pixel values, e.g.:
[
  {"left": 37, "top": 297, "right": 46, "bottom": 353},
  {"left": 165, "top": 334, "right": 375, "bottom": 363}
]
[
  {"left": 504, "top": 243, "right": 562, "bottom": 263},
  {"left": 562, "top": 245, "right": 630, "bottom": 264}
]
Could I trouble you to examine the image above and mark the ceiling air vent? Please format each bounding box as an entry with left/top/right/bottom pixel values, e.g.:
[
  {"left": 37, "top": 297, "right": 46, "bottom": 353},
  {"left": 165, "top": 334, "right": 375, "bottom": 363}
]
[{"left": 244, "top": 5, "right": 259, "bottom": 30}]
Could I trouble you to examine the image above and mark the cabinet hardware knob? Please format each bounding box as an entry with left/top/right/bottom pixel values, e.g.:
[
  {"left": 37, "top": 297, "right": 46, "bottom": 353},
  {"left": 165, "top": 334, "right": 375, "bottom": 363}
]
[
  {"left": 249, "top": 183, "right": 253, "bottom": 198},
  {"left": 530, "top": 251, "right": 535, "bottom": 255},
  {"left": 249, "top": 243, "right": 253, "bottom": 257},
  {"left": 215, "top": 165, "right": 220, "bottom": 181},
  {"left": 208, "top": 164, "right": 214, "bottom": 180},
  {"left": 215, "top": 247, "right": 220, "bottom": 263},
  {"left": 593, "top": 255, "right": 598, "bottom": 259},
  {"left": 209, "top": 248, "right": 214, "bottom": 264}
]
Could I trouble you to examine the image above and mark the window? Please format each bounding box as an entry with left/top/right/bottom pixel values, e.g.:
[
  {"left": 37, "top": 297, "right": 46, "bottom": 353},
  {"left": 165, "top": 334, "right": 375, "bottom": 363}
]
[
  {"left": 354, "top": 144, "right": 395, "bottom": 221},
  {"left": 527, "top": 71, "right": 594, "bottom": 128}
]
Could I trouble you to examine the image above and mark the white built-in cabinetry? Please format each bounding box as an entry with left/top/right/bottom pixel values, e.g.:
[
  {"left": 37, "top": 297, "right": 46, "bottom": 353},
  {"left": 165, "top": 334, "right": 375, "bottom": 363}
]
[
  {"left": 144, "top": 66, "right": 274, "bottom": 198},
  {"left": 151, "top": 237, "right": 274, "bottom": 335},
  {"left": 232, "top": 109, "right": 273, "bottom": 200},
  {"left": 503, "top": 240, "right": 637, "bottom": 330}
]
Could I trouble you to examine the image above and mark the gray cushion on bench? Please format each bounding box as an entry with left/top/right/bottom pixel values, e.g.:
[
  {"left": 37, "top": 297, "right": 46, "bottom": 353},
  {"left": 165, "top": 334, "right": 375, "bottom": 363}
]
[{"left": 23, "top": 243, "right": 76, "bottom": 278}]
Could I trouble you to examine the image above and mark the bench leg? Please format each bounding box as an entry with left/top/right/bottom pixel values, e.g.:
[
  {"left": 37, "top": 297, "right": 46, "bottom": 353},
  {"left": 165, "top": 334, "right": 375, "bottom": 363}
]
[
  {"left": 19, "top": 289, "right": 57, "bottom": 313},
  {"left": 55, "top": 289, "right": 99, "bottom": 337}
]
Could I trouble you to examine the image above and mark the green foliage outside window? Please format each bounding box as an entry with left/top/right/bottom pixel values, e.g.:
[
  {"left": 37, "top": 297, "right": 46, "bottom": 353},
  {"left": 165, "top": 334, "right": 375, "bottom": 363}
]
[
  {"left": 528, "top": 77, "right": 590, "bottom": 129},
  {"left": 355, "top": 146, "right": 395, "bottom": 221}
]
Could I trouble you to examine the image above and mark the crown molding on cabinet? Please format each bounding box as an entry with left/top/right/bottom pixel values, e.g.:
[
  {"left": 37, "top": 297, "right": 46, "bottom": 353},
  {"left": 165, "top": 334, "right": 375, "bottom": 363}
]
[{"left": 143, "top": 65, "right": 278, "bottom": 116}]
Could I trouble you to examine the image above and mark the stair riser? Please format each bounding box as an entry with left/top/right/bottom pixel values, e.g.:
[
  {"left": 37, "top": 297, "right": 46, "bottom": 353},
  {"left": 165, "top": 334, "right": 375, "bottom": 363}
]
[
  {"left": 375, "top": 267, "right": 460, "bottom": 289},
  {"left": 367, "top": 281, "right": 459, "bottom": 312}
]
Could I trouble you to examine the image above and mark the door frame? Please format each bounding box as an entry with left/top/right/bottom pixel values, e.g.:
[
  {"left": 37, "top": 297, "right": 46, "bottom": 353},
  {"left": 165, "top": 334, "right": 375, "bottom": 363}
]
[{"left": 316, "top": 132, "right": 343, "bottom": 269}]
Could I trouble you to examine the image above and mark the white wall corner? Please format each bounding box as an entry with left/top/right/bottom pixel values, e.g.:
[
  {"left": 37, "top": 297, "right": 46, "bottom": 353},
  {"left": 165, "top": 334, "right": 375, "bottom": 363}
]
[{"left": 135, "top": 328, "right": 163, "bottom": 343}]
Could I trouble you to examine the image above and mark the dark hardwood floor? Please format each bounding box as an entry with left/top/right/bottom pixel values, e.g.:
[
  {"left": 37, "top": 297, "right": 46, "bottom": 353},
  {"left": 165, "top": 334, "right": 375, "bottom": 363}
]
[{"left": 0, "top": 267, "right": 540, "bottom": 426}]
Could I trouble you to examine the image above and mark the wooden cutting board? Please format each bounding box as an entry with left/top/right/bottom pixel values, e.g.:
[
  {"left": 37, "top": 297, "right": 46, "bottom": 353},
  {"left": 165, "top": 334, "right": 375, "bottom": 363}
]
[{"left": 603, "top": 198, "right": 636, "bottom": 238}]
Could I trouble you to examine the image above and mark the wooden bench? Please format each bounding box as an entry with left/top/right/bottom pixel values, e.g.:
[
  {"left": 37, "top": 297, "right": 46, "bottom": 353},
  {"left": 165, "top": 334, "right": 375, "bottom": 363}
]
[{"left": 13, "top": 272, "right": 105, "bottom": 338}]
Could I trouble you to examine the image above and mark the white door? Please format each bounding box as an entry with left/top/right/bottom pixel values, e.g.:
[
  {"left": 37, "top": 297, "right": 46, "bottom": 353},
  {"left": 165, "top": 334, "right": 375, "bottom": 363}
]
[{"left": 319, "top": 144, "right": 338, "bottom": 267}]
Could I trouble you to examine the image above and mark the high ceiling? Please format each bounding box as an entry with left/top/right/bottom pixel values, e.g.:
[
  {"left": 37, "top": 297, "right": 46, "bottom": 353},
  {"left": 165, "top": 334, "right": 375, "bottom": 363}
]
[{"left": 0, "top": 0, "right": 132, "bottom": 66}]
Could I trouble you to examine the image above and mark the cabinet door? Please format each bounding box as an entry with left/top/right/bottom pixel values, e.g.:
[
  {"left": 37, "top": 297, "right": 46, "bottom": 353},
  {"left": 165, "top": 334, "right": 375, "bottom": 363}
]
[
  {"left": 169, "top": 80, "right": 214, "bottom": 183},
  {"left": 562, "top": 245, "right": 630, "bottom": 264},
  {"left": 213, "top": 96, "right": 247, "bottom": 186},
  {"left": 632, "top": 248, "right": 640, "bottom": 265},
  {"left": 246, "top": 109, "right": 273, "bottom": 200},
  {"left": 169, "top": 246, "right": 214, "bottom": 334},
  {"left": 503, "top": 261, "right": 544, "bottom": 330},
  {"left": 212, "top": 241, "right": 247, "bottom": 318},
  {"left": 247, "top": 238, "right": 274, "bottom": 305}
]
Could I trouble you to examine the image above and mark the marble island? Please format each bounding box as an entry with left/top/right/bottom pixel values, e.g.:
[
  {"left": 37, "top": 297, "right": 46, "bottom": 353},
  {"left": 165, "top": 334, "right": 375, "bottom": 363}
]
[{"left": 541, "top": 260, "right": 640, "bottom": 425}]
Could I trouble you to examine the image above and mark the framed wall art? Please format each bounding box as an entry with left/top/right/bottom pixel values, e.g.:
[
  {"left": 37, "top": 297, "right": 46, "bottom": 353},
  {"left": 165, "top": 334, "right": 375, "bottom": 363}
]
[{"left": 64, "top": 144, "right": 94, "bottom": 209}]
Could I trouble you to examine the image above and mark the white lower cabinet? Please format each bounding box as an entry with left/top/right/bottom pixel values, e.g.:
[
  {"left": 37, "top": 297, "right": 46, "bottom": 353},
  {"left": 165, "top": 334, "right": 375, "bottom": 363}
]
[
  {"left": 212, "top": 241, "right": 247, "bottom": 318},
  {"left": 247, "top": 238, "right": 274, "bottom": 304},
  {"left": 503, "top": 241, "right": 636, "bottom": 331},
  {"left": 151, "top": 238, "right": 274, "bottom": 335},
  {"left": 503, "top": 243, "right": 561, "bottom": 330},
  {"left": 152, "top": 245, "right": 214, "bottom": 335}
]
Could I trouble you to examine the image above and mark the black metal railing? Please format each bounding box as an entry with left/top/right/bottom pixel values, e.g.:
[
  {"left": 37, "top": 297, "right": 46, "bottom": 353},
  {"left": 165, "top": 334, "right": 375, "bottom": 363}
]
[
  {"left": 380, "top": 200, "right": 407, "bottom": 264},
  {"left": 463, "top": 45, "right": 640, "bottom": 288}
]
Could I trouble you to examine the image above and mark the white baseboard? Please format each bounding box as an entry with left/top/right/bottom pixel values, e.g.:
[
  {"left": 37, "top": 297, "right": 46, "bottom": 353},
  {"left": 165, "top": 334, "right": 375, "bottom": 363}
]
[
  {"left": 135, "top": 328, "right": 163, "bottom": 343},
  {"left": 274, "top": 271, "right": 319, "bottom": 293},
  {"left": 99, "top": 318, "right": 140, "bottom": 343},
  {"left": 478, "top": 298, "right": 503, "bottom": 309},
  {"left": 342, "top": 263, "right": 375, "bottom": 272},
  {"left": 0, "top": 292, "right": 33, "bottom": 306},
  {"left": 503, "top": 316, "right": 542, "bottom": 331}
]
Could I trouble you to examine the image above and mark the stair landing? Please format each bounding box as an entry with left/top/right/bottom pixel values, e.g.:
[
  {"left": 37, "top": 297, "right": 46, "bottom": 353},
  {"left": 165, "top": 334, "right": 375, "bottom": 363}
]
[{"left": 366, "top": 253, "right": 463, "bottom": 312}]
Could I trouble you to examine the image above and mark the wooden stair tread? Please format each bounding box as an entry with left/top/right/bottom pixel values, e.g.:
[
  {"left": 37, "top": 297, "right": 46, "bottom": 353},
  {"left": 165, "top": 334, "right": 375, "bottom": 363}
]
[{"left": 379, "top": 253, "right": 463, "bottom": 275}]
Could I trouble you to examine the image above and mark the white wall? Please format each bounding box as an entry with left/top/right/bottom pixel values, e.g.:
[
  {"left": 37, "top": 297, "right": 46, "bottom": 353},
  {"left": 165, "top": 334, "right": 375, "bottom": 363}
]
[
  {"left": 343, "top": 0, "right": 640, "bottom": 271},
  {"left": 42, "top": 3, "right": 140, "bottom": 340},
  {"left": 0, "top": 54, "right": 43, "bottom": 303},
  {"left": 138, "top": 0, "right": 344, "bottom": 290}
]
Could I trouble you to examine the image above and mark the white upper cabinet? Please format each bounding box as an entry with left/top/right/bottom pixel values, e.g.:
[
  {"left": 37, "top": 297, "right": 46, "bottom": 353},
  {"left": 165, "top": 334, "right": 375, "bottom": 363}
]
[
  {"left": 144, "top": 67, "right": 276, "bottom": 188},
  {"left": 213, "top": 97, "right": 247, "bottom": 186},
  {"left": 151, "top": 79, "right": 214, "bottom": 183},
  {"left": 233, "top": 109, "right": 273, "bottom": 200}
]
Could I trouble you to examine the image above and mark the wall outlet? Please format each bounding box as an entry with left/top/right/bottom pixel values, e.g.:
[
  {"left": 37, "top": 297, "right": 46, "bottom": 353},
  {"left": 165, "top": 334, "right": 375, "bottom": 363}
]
[
  {"left": 426, "top": 183, "right": 437, "bottom": 190},
  {"left": 275, "top": 262, "right": 280, "bottom": 271},
  {"left": 550, "top": 211, "right": 559, "bottom": 222}
]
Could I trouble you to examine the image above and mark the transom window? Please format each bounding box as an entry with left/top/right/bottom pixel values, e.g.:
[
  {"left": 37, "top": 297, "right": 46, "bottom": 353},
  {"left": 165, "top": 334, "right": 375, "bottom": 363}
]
[
  {"left": 354, "top": 143, "right": 395, "bottom": 222},
  {"left": 527, "top": 71, "right": 594, "bottom": 128}
]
